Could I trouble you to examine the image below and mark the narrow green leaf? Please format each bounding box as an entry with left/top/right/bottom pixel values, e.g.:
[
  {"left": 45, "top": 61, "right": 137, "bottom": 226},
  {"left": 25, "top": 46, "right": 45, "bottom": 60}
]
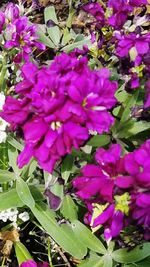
[
  {"left": 37, "top": 28, "right": 55, "bottom": 48},
  {"left": 112, "top": 243, "right": 150, "bottom": 263},
  {"left": 88, "top": 135, "right": 110, "bottom": 147},
  {"left": 7, "top": 136, "right": 23, "bottom": 151},
  {"left": 0, "top": 188, "right": 24, "bottom": 211},
  {"left": 44, "top": 6, "right": 61, "bottom": 46},
  {"left": 61, "top": 154, "right": 74, "bottom": 183},
  {"left": 60, "top": 195, "right": 78, "bottom": 221},
  {"left": 0, "top": 186, "right": 44, "bottom": 211},
  {"left": 71, "top": 220, "right": 106, "bottom": 254},
  {"left": 120, "top": 90, "right": 139, "bottom": 123},
  {"left": 126, "top": 121, "right": 150, "bottom": 138},
  {"left": 16, "top": 178, "right": 35, "bottom": 208},
  {"left": 0, "top": 169, "right": 15, "bottom": 183},
  {"left": 14, "top": 241, "right": 32, "bottom": 265},
  {"left": 31, "top": 203, "right": 87, "bottom": 259},
  {"left": 61, "top": 36, "right": 92, "bottom": 52},
  {"left": 8, "top": 146, "right": 20, "bottom": 176}
]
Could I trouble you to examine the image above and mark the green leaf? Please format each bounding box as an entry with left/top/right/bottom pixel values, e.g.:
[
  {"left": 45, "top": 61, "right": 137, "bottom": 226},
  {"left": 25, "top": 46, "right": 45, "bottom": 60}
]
[
  {"left": 112, "top": 243, "right": 150, "bottom": 263},
  {"left": 103, "top": 255, "right": 113, "bottom": 267},
  {"left": 7, "top": 136, "right": 23, "bottom": 151},
  {"left": 0, "top": 186, "right": 44, "bottom": 211},
  {"left": 71, "top": 220, "right": 106, "bottom": 254},
  {"left": 123, "top": 256, "right": 150, "bottom": 267},
  {"left": 16, "top": 178, "right": 35, "bottom": 208},
  {"left": 0, "top": 169, "right": 15, "bottom": 183},
  {"left": 0, "top": 188, "right": 24, "bottom": 211},
  {"left": 88, "top": 135, "right": 110, "bottom": 147},
  {"left": 44, "top": 6, "right": 61, "bottom": 46},
  {"left": 14, "top": 241, "right": 32, "bottom": 265},
  {"left": 79, "top": 254, "right": 104, "bottom": 267},
  {"left": 8, "top": 146, "right": 20, "bottom": 176},
  {"left": 61, "top": 36, "right": 92, "bottom": 52},
  {"left": 120, "top": 90, "right": 139, "bottom": 123},
  {"left": 60, "top": 223, "right": 87, "bottom": 256},
  {"left": 37, "top": 27, "right": 55, "bottom": 48},
  {"left": 60, "top": 195, "right": 78, "bottom": 221},
  {"left": 126, "top": 121, "right": 150, "bottom": 138},
  {"left": 61, "top": 154, "right": 74, "bottom": 183},
  {"left": 31, "top": 203, "right": 87, "bottom": 259}
]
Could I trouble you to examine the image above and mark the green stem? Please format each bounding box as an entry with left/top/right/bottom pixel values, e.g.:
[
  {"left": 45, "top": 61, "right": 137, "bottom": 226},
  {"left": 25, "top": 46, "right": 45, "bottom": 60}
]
[{"left": 0, "top": 55, "right": 7, "bottom": 93}]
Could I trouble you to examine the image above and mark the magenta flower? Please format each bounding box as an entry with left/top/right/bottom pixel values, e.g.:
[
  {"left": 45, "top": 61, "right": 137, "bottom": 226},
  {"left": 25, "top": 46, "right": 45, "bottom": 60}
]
[
  {"left": 82, "top": 2, "right": 104, "bottom": 24},
  {"left": 4, "top": 16, "right": 45, "bottom": 61},
  {"left": 132, "top": 193, "right": 150, "bottom": 229},
  {"left": 116, "top": 32, "right": 150, "bottom": 65},
  {"left": 1, "top": 53, "right": 117, "bottom": 172},
  {"left": 107, "top": 0, "right": 147, "bottom": 28},
  {"left": 107, "top": 0, "right": 132, "bottom": 29},
  {"left": 0, "top": 12, "right": 5, "bottom": 33},
  {"left": 144, "top": 80, "right": 150, "bottom": 108},
  {"left": 20, "top": 260, "right": 49, "bottom": 267},
  {"left": 129, "top": 0, "right": 147, "bottom": 6},
  {"left": 0, "top": 3, "right": 45, "bottom": 62},
  {"left": 73, "top": 144, "right": 126, "bottom": 203},
  {"left": 73, "top": 140, "right": 150, "bottom": 240},
  {"left": 5, "top": 2, "right": 20, "bottom": 22}
]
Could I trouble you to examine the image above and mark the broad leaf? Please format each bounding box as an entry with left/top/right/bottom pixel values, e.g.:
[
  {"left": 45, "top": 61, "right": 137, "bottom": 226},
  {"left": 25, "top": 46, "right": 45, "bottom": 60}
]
[
  {"left": 0, "top": 169, "right": 15, "bottom": 183},
  {"left": 112, "top": 243, "right": 150, "bottom": 263},
  {"left": 60, "top": 195, "right": 78, "bottom": 221},
  {"left": 71, "top": 220, "right": 106, "bottom": 254},
  {"left": 88, "top": 135, "right": 110, "bottom": 147},
  {"left": 31, "top": 203, "right": 87, "bottom": 259},
  {"left": 37, "top": 27, "right": 55, "bottom": 48},
  {"left": 44, "top": 6, "right": 61, "bottom": 46},
  {"left": 0, "top": 188, "right": 24, "bottom": 211},
  {"left": 16, "top": 178, "right": 35, "bottom": 208},
  {"left": 79, "top": 254, "right": 104, "bottom": 267}
]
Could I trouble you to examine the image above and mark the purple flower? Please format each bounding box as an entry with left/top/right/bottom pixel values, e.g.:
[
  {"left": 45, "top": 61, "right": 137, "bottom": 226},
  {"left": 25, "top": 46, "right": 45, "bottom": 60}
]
[
  {"left": 1, "top": 53, "right": 117, "bottom": 173},
  {"left": 0, "top": 12, "right": 5, "bottom": 33},
  {"left": 4, "top": 16, "right": 45, "bottom": 61},
  {"left": 144, "top": 80, "right": 150, "bottom": 108},
  {"left": 129, "top": 0, "right": 148, "bottom": 6},
  {"left": 107, "top": 0, "right": 132, "bottom": 29},
  {"left": 82, "top": 2, "right": 104, "bottom": 24},
  {"left": 0, "top": 3, "right": 45, "bottom": 62},
  {"left": 20, "top": 260, "right": 49, "bottom": 267},
  {"left": 73, "top": 145, "right": 123, "bottom": 202},
  {"left": 132, "top": 193, "right": 150, "bottom": 229},
  {"left": 107, "top": 0, "right": 147, "bottom": 28},
  {"left": 116, "top": 32, "right": 150, "bottom": 65},
  {"left": 93, "top": 204, "right": 124, "bottom": 240},
  {"left": 5, "top": 3, "right": 20, "bottom": 22},
  {"left": 73, "top": 140, "right": 150, "bottom": 240}
]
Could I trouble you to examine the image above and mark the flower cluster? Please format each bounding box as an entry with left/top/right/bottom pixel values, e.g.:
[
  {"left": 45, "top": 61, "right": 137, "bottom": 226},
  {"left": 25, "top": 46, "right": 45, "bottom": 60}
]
[
  {"left": 0, "top": 3, "right": 45, "bottom": 62},
  {"left": 73, "top": 140, "right": 150, "bottom": 241},
  {"left": 20, "top": 260, "right": 49, "bottom": 267},
  {"left": 107, "top": 0, "right": 148, "bottom": 29},
  {"left": 82, "top": 2, "right": 105, "bottom": 25},
  {"left": 81, "top": 1, "right": 150, "bottom": 92},
  {"left": 0, "top": 93, "right": 8, "bottom": 143},
  {"left": 115, "top": 32, "right": 150, "bottom": 66},
  {"left": 1, "top": 53, "right": 118, "bottom": 173}
]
